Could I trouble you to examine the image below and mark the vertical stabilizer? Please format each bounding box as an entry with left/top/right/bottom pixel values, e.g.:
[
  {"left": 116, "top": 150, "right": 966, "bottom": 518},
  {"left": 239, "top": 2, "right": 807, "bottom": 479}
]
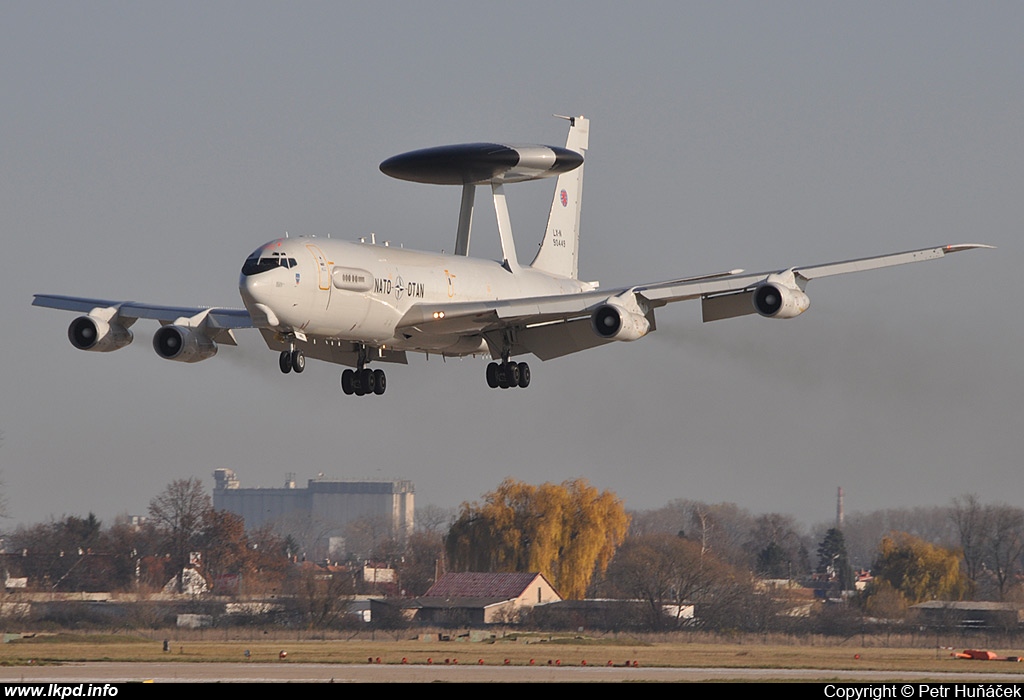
[{"left": 530, "top": 116, "right": 588, "bottom": 279}]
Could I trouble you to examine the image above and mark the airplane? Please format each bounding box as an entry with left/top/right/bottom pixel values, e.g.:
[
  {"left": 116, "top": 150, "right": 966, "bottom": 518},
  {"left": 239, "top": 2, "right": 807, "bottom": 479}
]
[{"left": 34, "top": 115, "right": 990, "bottom": 396}]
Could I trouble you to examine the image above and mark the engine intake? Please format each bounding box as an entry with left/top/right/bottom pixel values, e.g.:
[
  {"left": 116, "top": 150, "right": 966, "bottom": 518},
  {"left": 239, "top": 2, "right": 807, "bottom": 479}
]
[
  {"left": 68, "top": 316, "right": 133, "bottom": 352},
  {"left": 153, "top": 325, "right": 218, "bottom": 363},
  {"left": 753, "top": 275, "right": 810, "bottom": 319},
  {"left": 591, "top": 301, "right": 650, "bottom": 341}
]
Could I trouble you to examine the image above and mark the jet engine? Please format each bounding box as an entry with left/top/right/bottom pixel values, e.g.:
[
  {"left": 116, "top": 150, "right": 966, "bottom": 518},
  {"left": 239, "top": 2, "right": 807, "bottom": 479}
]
[
  {"left": 68, "top": 316, "right": 133, "bottom": 352},
  {"left": 152, "top": 325, "right": 218, "bottom": 363},
  {"left": 591, "top": 300, "right": 650, "bottom": 341},
  {"left": 752, "top": 273, "right": 810, "bottom": 319}
]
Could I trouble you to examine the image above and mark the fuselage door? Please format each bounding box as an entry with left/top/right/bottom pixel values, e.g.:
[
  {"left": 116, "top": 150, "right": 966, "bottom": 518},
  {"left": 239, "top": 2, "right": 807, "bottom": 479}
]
[
  {"left": 305, "top": 243, "right": 332, "bottom": 312},
  {"left": 306, "top": 244, "right": 332, "bottom": 290}
]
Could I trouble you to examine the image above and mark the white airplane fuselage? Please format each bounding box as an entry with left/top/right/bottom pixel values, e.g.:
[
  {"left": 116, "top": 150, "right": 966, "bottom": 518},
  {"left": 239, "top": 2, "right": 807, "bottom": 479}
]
[{"left": 239, "top": 237, "right": 589, "bottom": 355}]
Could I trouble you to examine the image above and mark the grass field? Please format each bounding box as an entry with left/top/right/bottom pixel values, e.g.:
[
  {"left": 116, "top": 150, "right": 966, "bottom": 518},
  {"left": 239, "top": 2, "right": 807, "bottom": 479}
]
[{"left": 2, "top": 630, "right": 1024, "bottom": 677}]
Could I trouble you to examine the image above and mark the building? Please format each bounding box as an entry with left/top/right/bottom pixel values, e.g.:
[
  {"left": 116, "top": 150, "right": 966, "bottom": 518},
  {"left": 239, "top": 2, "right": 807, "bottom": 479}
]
[
  {"left": 212, "top": 470, "right": 414, "bottom": 557},
  {"left": 373, "top": 572, "right": 561, "bottom": 625},
  {"left": 912, "top": 601, "right": 1024, "bottom": 629}
]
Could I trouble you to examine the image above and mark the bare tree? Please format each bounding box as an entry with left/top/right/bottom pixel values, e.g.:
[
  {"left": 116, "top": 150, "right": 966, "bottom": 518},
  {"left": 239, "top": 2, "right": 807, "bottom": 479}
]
[
  {"left": 985, "top": 504, "right": 1024, "bottom": 600},
  {"left": 415, "top": 504, "right": 455, "bottom": 535},
  {"left": 746, "top": 513, "right": 809, "bottom": 578},
  {"left": 602, "top": 532, "right": 755, "bottom": 631},
  {"left": 289, "top": 563, "right": 355, "bottom": 629},
  {"left": 0, "top": 431, "right": 10, "bottom": 518},
  {"left": 343, "top": 515, "right": 395, "bottom": 560},
  {"left": 950, "top": 494, "right": 990, "bottom": 588},
  {"left": 837, "top": 505, "right": 958, "bottom": 570},
  {"left": 271, "top": 511, "right": 342, "bottom": 562},
  {"left": 148, "top": 478, "right": 211, "bottom": 593}
]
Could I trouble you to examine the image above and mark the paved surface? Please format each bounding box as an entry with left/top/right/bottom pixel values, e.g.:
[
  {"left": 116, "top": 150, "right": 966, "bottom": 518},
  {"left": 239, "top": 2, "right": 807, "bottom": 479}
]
[{"left": 2, "top": 662, "right": 1024, "bottom": 682}]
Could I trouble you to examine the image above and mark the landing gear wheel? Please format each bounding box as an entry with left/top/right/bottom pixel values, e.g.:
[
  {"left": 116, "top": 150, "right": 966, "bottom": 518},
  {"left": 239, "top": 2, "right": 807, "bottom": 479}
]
[
  {"left": 373, "top": 369, "right": 387, "bottom": 395},
  {"left": 341, "top": 369, "right": 354, "bottom": 395},
  {"left": 517, "top": 362, "right": 531, "bottom": 388},
  {"left": 361, "top": 368, "right": 376, "bottom": 395},
  {"left": 486, "top": 362, "right": 500, "bottom": 388},
  {"left": 279, "top": 350, "right": 292, "bottom": 374},
  {"left": 507, "top": 362, "right": 521, "bottom": 387},
  {"left": 291, "top": 349, "right": 305, "bottom": 373}
]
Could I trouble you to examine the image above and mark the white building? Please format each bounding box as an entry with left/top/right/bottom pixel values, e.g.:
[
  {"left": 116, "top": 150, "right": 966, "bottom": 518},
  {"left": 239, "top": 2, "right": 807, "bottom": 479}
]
[{"left": 212, "top": 470, "right": 414, "bottom": 555}]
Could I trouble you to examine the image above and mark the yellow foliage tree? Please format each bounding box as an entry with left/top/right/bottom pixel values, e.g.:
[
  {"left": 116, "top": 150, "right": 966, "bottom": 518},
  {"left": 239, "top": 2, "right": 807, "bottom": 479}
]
[
  {"left": 868, "top": 531, "right": 969, "bottom": 608},
  {"left": 445, "top": 478, "right": 630, "bottom": 599}
]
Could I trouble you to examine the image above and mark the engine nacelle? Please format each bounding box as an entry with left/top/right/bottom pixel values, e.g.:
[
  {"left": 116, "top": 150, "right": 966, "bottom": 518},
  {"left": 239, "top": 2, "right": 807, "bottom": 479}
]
[
  {"left": 153, "top": 325, "right": 218, "bottom": 363},
  {"left": 68, "top": 316, "right": 133, "bottom": 352},
  {"left": 753, "top": 275, "right": 810, "bottom": 319},
  {"left": 591, "top": 301, "right": 651, "bottom": 341}
]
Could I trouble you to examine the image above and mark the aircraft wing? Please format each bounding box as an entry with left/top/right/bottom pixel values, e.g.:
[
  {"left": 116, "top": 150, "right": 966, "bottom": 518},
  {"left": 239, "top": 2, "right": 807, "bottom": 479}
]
[
  {"left": 396, "top": 243, "right": 991, "bottom": 360},
  {"left": 635, "top": 243, "right": 990, "bottom": 306},
  {"left": 32, "top": 294, "right": 254, "bottom": 329}
]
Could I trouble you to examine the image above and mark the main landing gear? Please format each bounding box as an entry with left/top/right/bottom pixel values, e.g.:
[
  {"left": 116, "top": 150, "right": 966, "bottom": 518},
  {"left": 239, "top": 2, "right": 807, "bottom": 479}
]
[
  {"left": 278, "top": 349, "right": 305, "bottom": 374},
  {"left": 341, "top": 367, "right": 386, "bottom": 396},
  {"left": 486, "top": 361, "right": 530, "bottom": 389},
  {"left": 340, "top": 345, "right": 386, "bottom": 396}
]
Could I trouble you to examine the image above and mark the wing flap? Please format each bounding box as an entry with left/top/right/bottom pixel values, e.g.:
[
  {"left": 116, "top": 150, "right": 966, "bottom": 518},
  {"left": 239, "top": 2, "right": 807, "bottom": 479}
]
[
  {"left": 515, "top": 318, "right": 614, "bottom": 360},
  {"left": 396, "top": 293, "right": 607, "bottom": 336},
  {"left": 701, "top": 290, "right": 757, "bottom": 322}
]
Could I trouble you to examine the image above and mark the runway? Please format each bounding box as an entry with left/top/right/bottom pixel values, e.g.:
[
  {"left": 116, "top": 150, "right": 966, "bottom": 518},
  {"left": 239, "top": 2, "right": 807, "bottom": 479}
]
[{"left": 3, "top": 662, "right": 1024, "bottom": 683}]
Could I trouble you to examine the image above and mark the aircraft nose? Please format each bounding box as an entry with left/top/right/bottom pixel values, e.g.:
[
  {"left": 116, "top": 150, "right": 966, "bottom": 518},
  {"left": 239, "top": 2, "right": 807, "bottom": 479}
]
[{"left": 240, "top": 273, "right": 267, "bottom": 304}]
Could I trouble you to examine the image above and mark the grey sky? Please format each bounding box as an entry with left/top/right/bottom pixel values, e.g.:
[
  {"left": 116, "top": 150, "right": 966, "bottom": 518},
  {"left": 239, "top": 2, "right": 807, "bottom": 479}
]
[{"left": 1, "top": 2, "right": 1019, "bottom": 531}]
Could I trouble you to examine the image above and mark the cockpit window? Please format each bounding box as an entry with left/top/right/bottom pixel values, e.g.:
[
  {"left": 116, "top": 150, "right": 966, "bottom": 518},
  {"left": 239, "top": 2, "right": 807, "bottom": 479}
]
[{"left": 242, "top": 252, "right": 298, "bottom": 276}]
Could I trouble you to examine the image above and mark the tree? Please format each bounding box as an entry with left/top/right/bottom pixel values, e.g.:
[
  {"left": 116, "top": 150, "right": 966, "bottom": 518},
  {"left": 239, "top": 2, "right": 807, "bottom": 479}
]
[
  {"left": 747, "top": 513, "right": 808, "bottom": 578},
  {"left": 415, "top": 504, "right": 455, "bottom": 535},
  {"left": 395, "top": 530, "right": 446, "bottom": 597},
  {"left": 816, "top": 528, "right": 854, "bottom": 591},
  {"left": 342, "top": 515, "right": 395, "bottom": 560},
  {"left": 984, "top": 504, "right": 1024, "bottom": 599},
  {"left": 289, "top": 563, "right": 355, "bottom": 629},
  {"left": 245, "top": 525, "right": 291, "bottom": 596},
  {"left": 0, "top": 433, "right": 9, "bottom": 519},
  {"left": 445, "top": 478, "right": 630, "bottom": 599},
  {"left": 603, "top": 533, "right": 743, "bottom": 629},
  {"left": 272, "top": 511, "right": 343, "bottom": 562},
  {"left": 868, "top": 532, "right": 968, "bottom": 607},
  {"left": 148, "top": 478, "right": 211, "bottom": 593},
  {"left": 950, "top": 494, "right": 990, "bottom": 590},
  {"left": 600, "top": 532, "right": 772, "bottom": 632},
  {"left": 7, "top": 514, "right": 110, "bottom": 591},
  {"left": 199, "top": 509, "right": 250, "bottom": 592},
  {"left": 104, "top": 514, "right": 164, "bottom": 591},
  {"left": 949, "top": 496, "right": 1024, "bottom": 600},
  {"left": 838, "top": 505, "right": 958, "bottom": 570}
]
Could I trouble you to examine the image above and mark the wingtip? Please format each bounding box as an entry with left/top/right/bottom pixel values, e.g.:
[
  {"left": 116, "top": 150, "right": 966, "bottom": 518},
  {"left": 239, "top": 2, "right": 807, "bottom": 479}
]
[{"left": 945, "top": 243, "right": 995, "bottom": 253}]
